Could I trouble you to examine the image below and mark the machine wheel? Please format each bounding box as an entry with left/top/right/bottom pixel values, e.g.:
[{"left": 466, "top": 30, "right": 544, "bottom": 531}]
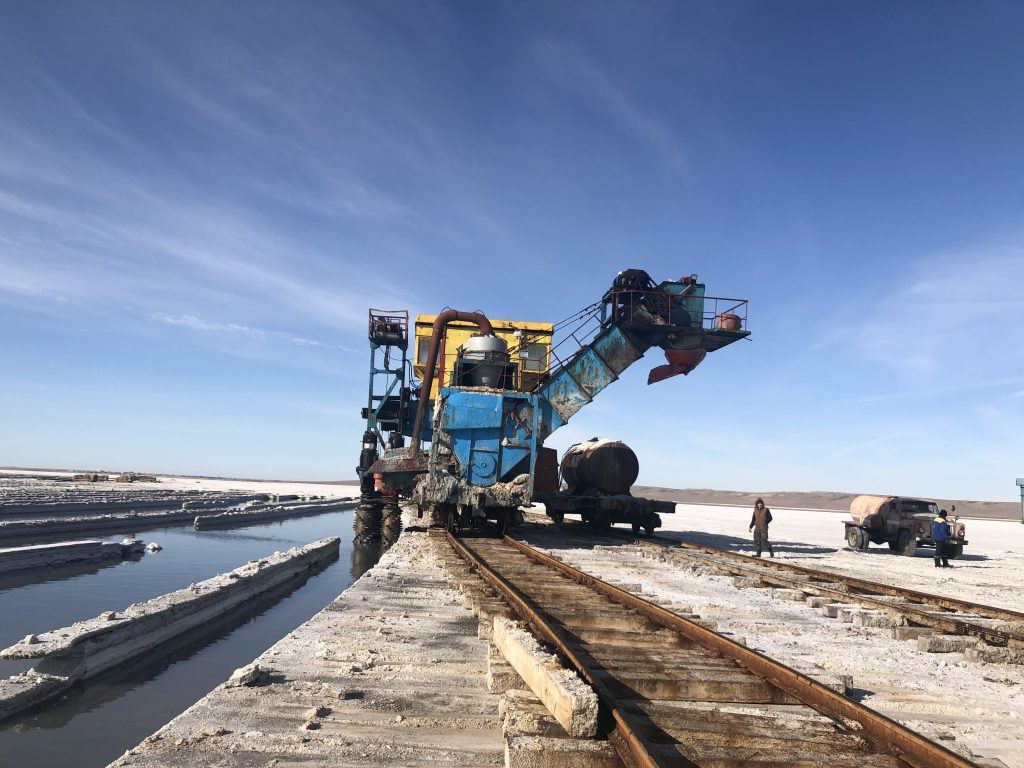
[
  {"left": 846, "top": 527, "right": 868, "bottom": 550},
  {"left": 897, "top": 530, "right": 917, "bottom": 556},
  {"left": 947, "top": 544, "right": 964, "bottom": 559}
]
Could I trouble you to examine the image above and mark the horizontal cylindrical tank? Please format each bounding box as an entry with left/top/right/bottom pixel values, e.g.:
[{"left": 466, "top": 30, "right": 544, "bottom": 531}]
[
  {"left": 714, "top": 313, "right": 741, "bottom": 331},
  {"left": 561, "top": 438, "right": 639, "bottom": 495}
]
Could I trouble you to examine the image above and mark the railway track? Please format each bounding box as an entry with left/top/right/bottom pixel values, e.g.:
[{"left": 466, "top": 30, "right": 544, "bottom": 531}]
[
  {"left": 639, "top": 539, "right": 1024, "bottom": 652},
  {"left": 448, "top": 530, "right": 976, "bottom": 768}
]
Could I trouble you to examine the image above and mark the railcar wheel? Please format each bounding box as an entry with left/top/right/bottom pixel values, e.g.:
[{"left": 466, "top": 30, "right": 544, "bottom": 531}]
[{"left": 497, "top": 509, "right": 511, "bottom": 536}]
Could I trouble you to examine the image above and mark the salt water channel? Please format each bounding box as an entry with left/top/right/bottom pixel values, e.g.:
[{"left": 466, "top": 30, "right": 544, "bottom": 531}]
[{"left": 0, "top": 505, "right": 397, "bottom": 768}]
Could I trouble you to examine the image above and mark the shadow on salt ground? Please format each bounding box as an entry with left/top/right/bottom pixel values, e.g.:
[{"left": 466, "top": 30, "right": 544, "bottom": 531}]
[
  {"left": 845, "top": 687, "right": 875, "bottom": 704},
  {"left": 674, "top": 530, "right": 837, "bottom": 556},
  {"left": 672, "top": 530, "right": 990, "bottom": 562}
]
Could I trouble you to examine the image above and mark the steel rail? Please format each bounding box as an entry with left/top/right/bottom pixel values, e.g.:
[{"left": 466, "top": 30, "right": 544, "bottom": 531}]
[
  {"left": 650, "top": 540, "right": 1024, "bottom": 648},
  {"left": 674, "top": 540, "right": 1024, "bottom": 622},
  {"left": 446, "top": 531, "right": 668, "bottom": 768},
  {"left": 525, "top": 510, "right": 1024, "bottom": 645},
  {"left": 502, "top": 535, "right": 976, "bottom": 768},
  {"left": 452, "top": 531, "right": 976, "bottom": 768}
]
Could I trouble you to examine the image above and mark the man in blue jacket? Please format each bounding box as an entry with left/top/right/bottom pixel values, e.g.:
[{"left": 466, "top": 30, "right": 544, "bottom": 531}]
[{"left": 932, "top": 509, "right": 952, "bottom": 568}]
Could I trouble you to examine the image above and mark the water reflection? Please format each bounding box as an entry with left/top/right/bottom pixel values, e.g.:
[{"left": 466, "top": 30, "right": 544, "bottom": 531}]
[
  {"left": 0, "top": 509, "right": 363, "bottom": 768},
  {"left": 349, "top": 495, "right": 403, "bottom": 581},
  {"left": 9, "top": 554, "right": 336, "bottom": 731},
  {"left": 0, "top": 556, "right": 125, "bottom": 594}
]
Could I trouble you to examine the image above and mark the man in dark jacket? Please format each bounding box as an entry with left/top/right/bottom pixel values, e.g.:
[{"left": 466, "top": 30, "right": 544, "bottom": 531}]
[
  {"left": 932, "top": 509, "right": 952, "bottom": 568},
  {"left": 749, "top": 498, "right": 774, "bottom": 557}
]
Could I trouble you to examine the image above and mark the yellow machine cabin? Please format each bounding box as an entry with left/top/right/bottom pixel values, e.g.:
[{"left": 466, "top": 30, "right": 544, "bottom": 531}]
[{"left": 413, "top": 315, "right": 553, "bottom": 399}]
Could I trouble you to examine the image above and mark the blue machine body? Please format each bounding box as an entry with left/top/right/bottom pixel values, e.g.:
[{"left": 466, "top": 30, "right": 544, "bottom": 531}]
[{"left": 369, "top": 271, "right": 749, "bottom": 518}]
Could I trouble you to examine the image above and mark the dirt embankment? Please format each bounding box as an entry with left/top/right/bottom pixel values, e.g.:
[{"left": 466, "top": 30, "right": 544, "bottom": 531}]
[{"left": 633, "top": 487, "right": 1020, "bottom": 521}]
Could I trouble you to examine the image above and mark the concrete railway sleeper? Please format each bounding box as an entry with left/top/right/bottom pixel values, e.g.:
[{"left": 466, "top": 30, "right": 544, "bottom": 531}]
[
  {"left": 640, "top": 539, "right": 1024, "bottom": 652},
  {"left": 447, "top": 531, "right": 976, "bottom": 768}
]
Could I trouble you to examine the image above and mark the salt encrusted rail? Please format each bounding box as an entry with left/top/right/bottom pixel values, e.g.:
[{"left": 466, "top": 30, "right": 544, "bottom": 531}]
[
  {"left": 0, "top": 539, "right": 127, "bottom": 575},
  {"left": 0, "top": 509, "right": 199, "bottom": 542},
  {"left": 1, "top": 496, "right": 214, "bottom": 517},
  {"left": 0, "top": 537, "right": 340, "bottom": 722},
  {"left": 180, "top": 494, "right": 269, "bottom": 510},
  {"left": 192, "top": 499, "right": 357, "bottom": 529}
]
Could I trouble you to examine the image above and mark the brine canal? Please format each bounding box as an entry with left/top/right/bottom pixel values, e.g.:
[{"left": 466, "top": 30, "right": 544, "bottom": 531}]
[{"left": 0, "top": 507, "right": 396, "bottom": 768}]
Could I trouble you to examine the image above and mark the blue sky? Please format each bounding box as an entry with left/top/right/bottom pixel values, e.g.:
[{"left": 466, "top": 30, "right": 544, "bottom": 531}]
[{"left": 1, "top": 2, "right": 1022, "bottom": 500}]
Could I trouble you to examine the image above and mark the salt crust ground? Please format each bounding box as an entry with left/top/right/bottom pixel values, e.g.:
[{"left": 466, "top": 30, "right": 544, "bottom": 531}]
[
  {"left": 109, "top": 522, "right": 505, "bottom": 768},
  {"left": 0, "top": 468, "right": 355, "bottom": 499},
  {"left": 10, "top": 470, "right": 1019, "bottom": 763},
  {"left": 521, "top": 502, "right": 1024, "bottom": 767},
  {"left": 666, "top": 503, "right": 1024, "bottom": 612}
]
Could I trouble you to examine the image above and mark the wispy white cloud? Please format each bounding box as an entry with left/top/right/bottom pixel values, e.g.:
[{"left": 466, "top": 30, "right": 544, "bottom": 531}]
[
  {"left": 537, "top": 42, "right": 686, "bottom": 171},
  {"left": 150, "top": 313, "right": 358, "bottom": 352},
  {"left": 820, "top": 431, "right": 908, "bottom": 463},
  {"left": 820, "top": 236, "right": 1024, "bottom": 381},
  {"left": 842, "top": 376, "right": 1024, "bottom": 404}
]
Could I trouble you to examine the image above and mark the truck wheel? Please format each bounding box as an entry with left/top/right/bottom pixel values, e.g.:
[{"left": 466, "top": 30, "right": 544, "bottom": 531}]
[
  {"left": 897, "top": 530, "right": 917, "bottom": 556},
  {"left": 846, "top": 527, "right": 867, "bottom": 550},
  {"left": 887, "top": 540, "right": 900, "bottom": 552},
  {"left": 590, "top": 510, "right": 610, "bottom": 532},
  {"left": 631, "top": 522, "right": 642, "bottom": 535},
  {"left": 948, "top": 544, "right": 964, "bottom": 559}
]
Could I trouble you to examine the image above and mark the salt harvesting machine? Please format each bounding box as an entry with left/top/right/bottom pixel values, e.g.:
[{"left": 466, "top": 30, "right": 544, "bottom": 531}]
[{"left": 356, "top": 269, "right": 749, "bottom": 534}]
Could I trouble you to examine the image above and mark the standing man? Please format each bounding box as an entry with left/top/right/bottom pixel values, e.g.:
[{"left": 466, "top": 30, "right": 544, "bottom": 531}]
[
  {"left": 932, "top": 509, "right": 952, "bottom": 568},
  {"left": 749, "top": 498, "right": 774, "bottom": 558}
]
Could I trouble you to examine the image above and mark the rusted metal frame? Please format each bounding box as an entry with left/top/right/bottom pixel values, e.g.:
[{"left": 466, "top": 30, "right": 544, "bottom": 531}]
[
  {"left": 667, "top": 546, "right": 1021, "bottom": 647},
  {"left": 666, "top": 541, "right": 1024, "bottom": 646},
  {"left": 444, "top": 533, "right": 666, "bottom": 768},
  {"left": 546, "top": 313, "right": 604, "bottom": 378},
  {"left": 410, "top": 310, "right": 494, "bottom": 451},
  {"left": 702, "top": 297, "right": 748, "bottom": 329},
  {"left": 502, "top": 535, "right": 976, "bottom": 768}
]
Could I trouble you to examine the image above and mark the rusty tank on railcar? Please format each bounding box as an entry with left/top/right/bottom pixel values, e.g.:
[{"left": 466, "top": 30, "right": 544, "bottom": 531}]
[{"left": 560, "top": 438, "right": 639, "bottom": 496}]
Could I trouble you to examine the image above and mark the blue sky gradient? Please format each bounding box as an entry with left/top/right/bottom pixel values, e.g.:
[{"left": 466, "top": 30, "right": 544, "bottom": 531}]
[{"left": 2, "top": 2, "right": 1022, "bottom": 499}]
